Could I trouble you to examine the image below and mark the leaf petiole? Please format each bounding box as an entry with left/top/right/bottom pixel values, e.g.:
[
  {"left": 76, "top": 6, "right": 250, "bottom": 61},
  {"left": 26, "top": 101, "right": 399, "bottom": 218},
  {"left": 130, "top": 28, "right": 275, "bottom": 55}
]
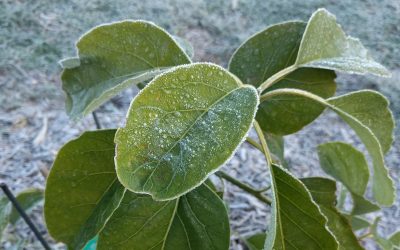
[
  {"left": 215, "top": 171, "right": 272, "bottom": 205},
  {"left": 257, "top": 65, "right": 297, "bottom": 93}
]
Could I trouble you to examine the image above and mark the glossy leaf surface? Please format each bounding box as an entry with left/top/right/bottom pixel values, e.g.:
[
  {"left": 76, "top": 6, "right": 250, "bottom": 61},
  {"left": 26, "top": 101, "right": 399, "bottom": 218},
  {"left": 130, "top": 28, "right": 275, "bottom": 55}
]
[
  {"left": 44, "top": 130, "right": 125, "bottom": 249},
  {"left": 302, "top": 177, "right": 363, "bottom": 250},
  {"left": 264, "top": 164, "right": 338, "bottom": 250},
  {"left": 9, "top": 188, "right": 43, "bottom": 224},
  {"left": 62, "top": 20, "right": 191, "bottom": 119},
  {"left": 296, "top": 9, "right": 390, "bottom": 77},
  {"left": 229, "top": 21, "right": 336, "bottom": 135},
  {"left": 115, "top": 63, "right": 258, "bottom": 200},
  {"left": 98, "top": 184, "right": 229, "bottom": 250}
]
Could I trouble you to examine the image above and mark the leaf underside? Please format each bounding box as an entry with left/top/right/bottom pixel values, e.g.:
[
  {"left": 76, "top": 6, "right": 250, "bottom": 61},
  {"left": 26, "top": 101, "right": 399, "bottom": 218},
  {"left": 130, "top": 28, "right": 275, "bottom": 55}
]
[
  {"left": 296, "top": 9, "right": 390, "bottom": 77},
  {"left": 44, "top": 130, "right": 125, "bottom": 249},
  {"left": 62, "top": 20, "right": 191, "bottom": 119},
  {"left": 115, "top": 63, "right": 258, "bottom": 201},
  {"left": 265, "top": 164, "right": 338, "bottom": 250},
  {"left": 98, "top": 184, "right": 230, "bottom": 250},
  {"left": 327, "top": 91, "right": 395, "bottom": 206}
]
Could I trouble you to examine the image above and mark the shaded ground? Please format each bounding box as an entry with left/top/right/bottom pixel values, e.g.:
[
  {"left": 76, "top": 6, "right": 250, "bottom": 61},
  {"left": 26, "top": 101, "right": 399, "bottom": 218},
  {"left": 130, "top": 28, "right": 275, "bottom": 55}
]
[{"left": 0, "top": 0, "right": 399, "bottom": 249}]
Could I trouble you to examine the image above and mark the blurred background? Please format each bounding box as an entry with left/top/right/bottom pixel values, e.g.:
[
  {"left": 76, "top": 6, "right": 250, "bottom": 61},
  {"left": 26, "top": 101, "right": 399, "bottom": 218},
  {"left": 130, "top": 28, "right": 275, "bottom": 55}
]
[{"left": 0, "top": 0, "right": 399, "bottom": 249}]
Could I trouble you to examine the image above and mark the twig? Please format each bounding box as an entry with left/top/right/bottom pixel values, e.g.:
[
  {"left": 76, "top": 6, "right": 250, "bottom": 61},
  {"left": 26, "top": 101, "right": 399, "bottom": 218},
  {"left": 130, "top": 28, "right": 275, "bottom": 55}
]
[{"left": 0, "top": 184, "right": 51, "bottom": 250}]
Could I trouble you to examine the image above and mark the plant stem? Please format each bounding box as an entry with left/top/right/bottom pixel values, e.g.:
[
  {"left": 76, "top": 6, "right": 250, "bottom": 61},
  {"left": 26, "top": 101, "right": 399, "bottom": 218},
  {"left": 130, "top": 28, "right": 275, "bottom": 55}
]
[
  {"left": 257, "top": 65, "right": 297, "bottom": 93},
  {"left": 358, "top": 232, "right": 373, "bottom": 240},
  {"left": 215, "top": 171, "right": 272, "bottom": 205},
  {"left": 254, "top": 121, "right": 273, "bottom": 165},
  {"left": 245, "top": 137, "right": 263, "bottom": 152}
]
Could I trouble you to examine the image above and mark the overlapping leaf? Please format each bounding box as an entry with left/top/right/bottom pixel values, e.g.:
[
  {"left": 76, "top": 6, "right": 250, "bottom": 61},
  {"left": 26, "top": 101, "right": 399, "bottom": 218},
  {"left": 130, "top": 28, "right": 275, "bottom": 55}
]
[
  {"left": 229, "top": 21, "right": 336, "bottom": 135},
  {"left": 302, "top": 177, "right": 363, "bottom": 250},
  {"left": 317, "top": 142, "right": 379, "bottom": 214},
  {"left": 296, "top": 9, "right": 391, "bottom": 77},
  {"left": 327, "top": 91, "right": 395, "bottom": 205},
  {"left": 263, "top": 88, "right": 395, "bottom": 206},
  {"left": 61, "top": 20, "right": 191, "bottom": 119},
  {"left": 264, "top": 164, "right": 338, "bottom": 250},
  {"left": 98, "top": 184, "right": 230, "bottom": 250},
  {"left": 44, "top": 130, "right": 125, "bottom": 249},
  {"left": 115, "top": 63, "right": 258, "bottom": 201}
]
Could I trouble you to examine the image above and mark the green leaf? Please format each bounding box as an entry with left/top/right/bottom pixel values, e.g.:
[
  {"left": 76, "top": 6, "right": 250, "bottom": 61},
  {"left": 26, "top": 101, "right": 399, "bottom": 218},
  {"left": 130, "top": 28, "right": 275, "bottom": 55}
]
[
  {"left": 302, "top": 177, "right": 363, "bottom": 250},
  {"left": 296, "top": 9, "right": 390, "bottom": 77},
  {"left": 327, "top": 91, "right": 395, "bottom": 205},
  {"left": 265, "top": 164, "right": 338, "bottom": 250},
  {"left": 317, "top": 142, "right": 380, "bottom": 214},
  {"left": 0, "top": 197, "right": 11, "bottom": 240},
  {"left": 115, "top": 63, "right": 258, "bottom": 201},
  {"left": 318, "top": 142, "right": 369, "bottom": 196},
  {"left": 345, "top": 215, "right": 371, "bottom": 231},
  {"left": 390, "top": 231, "right": 400, "bottom": 248},
  {"left": 62, "top": 20, "right": 191, "bottom": 119},
  {"left": 229, "top": 21, "right": 336, "bottom": 135},
  {"left": 264, "top": 88, "right": 395, "bottom": 206},
  {"left": 44, "top": 130, "right": 125, "bottom": 249},
  {"left": 9, "top": 188, "right": 43, "bottom": 224},
  {"left": 98, "top": 184, "right": 230, "bottom": 250},
  {"left": 258, "top": 68, "right": 336, "bottom": 135},
  {"left": 244, "top": 233, "right": 266, "bottom": 250}
]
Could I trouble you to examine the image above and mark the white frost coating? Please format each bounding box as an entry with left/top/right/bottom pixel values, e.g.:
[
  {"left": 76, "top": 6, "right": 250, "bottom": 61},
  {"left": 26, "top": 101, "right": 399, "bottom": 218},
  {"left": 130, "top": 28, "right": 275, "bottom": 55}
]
[
  {"left": 296, "top": 8, "right": 391, "bottom": 77},
  {"left": 114, "top": 63, "right": 260, "bottom": 201},
  {"left": 71, "top": 19, "right": 190, "bottom": 62}
]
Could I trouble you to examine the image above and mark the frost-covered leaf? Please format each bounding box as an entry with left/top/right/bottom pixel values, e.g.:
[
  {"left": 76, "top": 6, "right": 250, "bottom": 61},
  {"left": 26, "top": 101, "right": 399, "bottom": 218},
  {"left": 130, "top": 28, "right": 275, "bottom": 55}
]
[
  {"left": 62, "top": 20, "right": 191, "bottom": 119},
  {"left": 264, "top": 164, "right": 338, "bottom": 250},
  {"left": 302, "top": 177, "right": 363, "bottom": 250},
  {"left": 229, "top": 21, "right": 336, "bottom": 135},
  {"left": 296, "top": 9, "right": 390, "bottom": 77},
  {"left": 318, "top": 142, "right": 369, "bottom": 196},
  {"left": 44, "top": 130, "right": 125, "bottom": 249},
  {"left": 98, "top": 184, "right": 229, "bottom": 250},
  {"left": 244, "top": 233, "right": 266, "bottom": 250},
  {"left": 10, "top": 188, "right": 43, "bottom": 224},
  {"left": 172, "top": 36, "right": 194, "bottom": 59},
  {"left": 0, "top": 197, "right": 11, "bottom": 240},
  {"left": 327, "top": 91, "right": 395, "bottom": 206},
  {"left": 115, "top": 63, "right": 258, "bottom": 201}
]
